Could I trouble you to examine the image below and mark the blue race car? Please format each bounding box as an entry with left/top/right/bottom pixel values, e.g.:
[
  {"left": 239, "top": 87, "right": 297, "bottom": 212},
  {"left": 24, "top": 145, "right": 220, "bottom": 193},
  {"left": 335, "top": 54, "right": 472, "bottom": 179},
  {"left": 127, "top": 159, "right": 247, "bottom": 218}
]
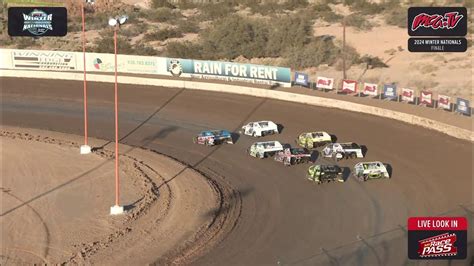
[{"left": 193, "top": 130, "right": 233, "bottom": 146}]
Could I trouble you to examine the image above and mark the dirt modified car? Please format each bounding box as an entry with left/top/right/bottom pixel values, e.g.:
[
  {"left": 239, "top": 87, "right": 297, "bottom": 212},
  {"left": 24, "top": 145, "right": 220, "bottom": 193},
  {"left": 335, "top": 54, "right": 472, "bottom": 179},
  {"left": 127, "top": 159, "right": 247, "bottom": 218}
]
[
  {"left": 307, "top": 164, "right": 344, "bottom": 184},
  {"left": 321, "top": 142, "right": 364, "bottom": 161},
  {"left": 248, "top": 141, "right": 283, "bottom": 158},
  {"left": 242, "top": 121, "right": 279, "bottom": 137},
  {"left": 296, "top": 131, "right": 332, "bottom": 148},
  {"left": 274, "top": 147, "right": 311, "bottom": 166},
  {"left": 193, "top": 130, "right": 233, "bottom": 146},
  {"left": 353, "top": 161, "right": 390, "bottom": 181}
]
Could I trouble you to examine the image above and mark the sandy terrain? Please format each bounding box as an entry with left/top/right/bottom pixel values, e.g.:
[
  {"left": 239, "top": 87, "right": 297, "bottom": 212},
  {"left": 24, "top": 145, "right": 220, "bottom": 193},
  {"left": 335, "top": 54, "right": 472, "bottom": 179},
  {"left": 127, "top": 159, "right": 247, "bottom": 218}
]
[
  {"left": 1, "top": 78, "right": 471, "bottom": 265},
  {"left": 311, "top": 13, "right": 473, "bottom": 99},
  {"left": 0, "top": 127, "right": 238, "bottom": 264}
]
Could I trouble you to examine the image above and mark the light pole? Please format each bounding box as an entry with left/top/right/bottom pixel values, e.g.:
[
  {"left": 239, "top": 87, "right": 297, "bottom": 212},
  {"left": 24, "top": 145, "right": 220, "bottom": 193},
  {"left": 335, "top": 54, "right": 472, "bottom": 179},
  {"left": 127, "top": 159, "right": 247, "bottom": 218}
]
[
  {"left": 108, "top": 15, "right": 128, "bottom": 215},
  {"left": 80, "top": 0, "right": 94, "bottom": 155}
]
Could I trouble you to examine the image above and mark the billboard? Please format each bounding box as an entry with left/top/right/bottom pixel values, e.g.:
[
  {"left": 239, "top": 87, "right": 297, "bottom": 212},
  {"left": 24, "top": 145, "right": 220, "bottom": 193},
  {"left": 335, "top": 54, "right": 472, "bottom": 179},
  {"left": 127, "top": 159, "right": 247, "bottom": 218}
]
[
  {"left": 85, "top": 53, "right": 162, "bottom": 74},
  {"left": 383, "top": 84, "right": 397, "bottom": 100},
  {"left": 363, "top": 83, "right": 378, "bottom": 96},
  {"left": 401, "top": 88, "right": 415, "bottom": 102},
  {"left": 420, "top": 91, "right": 433, "bottom": 105},
  {"left": 316, "top": 76, "right": 334, "bottom": 90},
  {"left": 294, "top": 72, "right": 309, "bottom": 87},
  {"left": 438, "top": 95, "right": 451, "bottom": 110},
  {"left": 166, "top": 58, "right": 291, "bottom": 87},
  {"left": 11, "top": 49, "right": 76, "bottom": 70},
  {"left": 456, "top": 98, "right": 470, "bottom": 115},
  {"left": 341, "top": 79, "right": 357, "bottom": 93}
]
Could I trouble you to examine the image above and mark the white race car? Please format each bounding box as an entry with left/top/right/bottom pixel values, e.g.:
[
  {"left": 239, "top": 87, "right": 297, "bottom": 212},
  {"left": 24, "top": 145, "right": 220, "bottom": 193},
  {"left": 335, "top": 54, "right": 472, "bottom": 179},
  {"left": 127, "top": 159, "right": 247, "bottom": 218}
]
[
  {"left": 248, "top": 141, "right": 284, "bottom": 158},
  {"left": 242, "top": 121, "right": 279, "bottom": 137},
  {"left": 353, "top": 161, "right": 390, "bottom": 181}
]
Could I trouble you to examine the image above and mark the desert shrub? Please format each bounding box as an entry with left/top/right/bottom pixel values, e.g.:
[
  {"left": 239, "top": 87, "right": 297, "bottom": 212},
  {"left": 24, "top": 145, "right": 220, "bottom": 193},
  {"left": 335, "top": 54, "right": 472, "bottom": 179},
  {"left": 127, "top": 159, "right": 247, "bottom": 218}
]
[
  {"left": 198, "top": 2, "right": 235, "bottom": 21},
  {"left": 306, "top": 4, "right": 342, "bottom": 23},
  {"left": 120, "top": 24, "right": 148, "bottom": 37},
  {"left": 144, "top": 28, "right": 183, "bottom": 41},
  {"left": 176, "top": 19, "right": 200, "bottom": 33},
  {"left": 16, "top": 37, "right": 38, "bottom": 49},
  {"left": 151, "top": 0, "right": 175, "bottom": 9},
  {"left": 165, "top": 41, "right": 204, "bottom": 59},
  {"left": 200, "top": 15, "right": 269, "bottom": 59},
  {"left": 133, "top": 42, "right": 160, "bottom": 56},
  {"left": 142, "top": 8, "right": 181, "bottom": 22},
  {"left": 384, "top": 6, "right": 406, "bottom": 28},
  {"left": 344, "top": 13, "right": 374, "bottom": 30},
  {"left": 93, "top": 35, "right": 133, "bottom": 54},
  {"left": 247, "top": 0, "right": 308, "bottom": 15},
  {"left": 359, "top": 55, "right": 388, "bottom": 68},
  {"left": 284, "top": 37, "right": 360, "bottom": 69},
  {"left": 348, "top": 0, "right": 385, "bottom": 15},
  {"left": 266, "top": 15, "right": 312, "bottom": 56}
]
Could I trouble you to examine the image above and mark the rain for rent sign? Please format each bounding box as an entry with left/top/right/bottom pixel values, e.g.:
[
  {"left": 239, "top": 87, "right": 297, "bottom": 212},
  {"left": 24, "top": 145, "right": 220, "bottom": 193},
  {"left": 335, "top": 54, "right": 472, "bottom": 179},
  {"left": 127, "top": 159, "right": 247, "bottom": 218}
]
[{"left": 166, "top": 58, "right": 291, "bottom": 87}]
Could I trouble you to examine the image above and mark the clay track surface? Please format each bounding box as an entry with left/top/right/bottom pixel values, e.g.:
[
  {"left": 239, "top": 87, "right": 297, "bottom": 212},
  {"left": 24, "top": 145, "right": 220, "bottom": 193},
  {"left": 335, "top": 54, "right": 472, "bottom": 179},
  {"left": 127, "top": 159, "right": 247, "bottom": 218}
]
[{"left": 1, "top": 77, "right": 473, "bottom": 265}]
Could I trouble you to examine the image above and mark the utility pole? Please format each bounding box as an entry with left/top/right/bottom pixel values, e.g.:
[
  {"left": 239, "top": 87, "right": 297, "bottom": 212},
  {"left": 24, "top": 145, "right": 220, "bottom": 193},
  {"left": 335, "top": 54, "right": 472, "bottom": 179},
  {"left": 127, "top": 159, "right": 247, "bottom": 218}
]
[{"left": 342, "top": 16, "right": 346, "bottom": 80}]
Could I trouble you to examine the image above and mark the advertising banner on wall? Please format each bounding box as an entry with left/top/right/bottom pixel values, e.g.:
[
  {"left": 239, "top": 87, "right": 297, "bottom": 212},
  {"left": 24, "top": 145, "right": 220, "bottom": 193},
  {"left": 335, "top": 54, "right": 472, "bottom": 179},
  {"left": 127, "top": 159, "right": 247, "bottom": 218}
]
[
  {"left": 420, "top": 91, "right": 433, "bottom": 105},
  {"left": 85, "top": 53, "right": 163, "bottom": 74},
  {"left": 456, "top": 98, "right": 470, "bottom": 115},
  {"left": 383, "top": 84, "right": 397, "bottom": 100},
  {"left": 438, "top": 95, "right": 451, "bottom": 109},
  {"left": 294, "top": 72, "right": 309, "bottom": 87},
  {"left": 401, "top": 88, "right": 415, "bottom": 102},
  {"left": 341, "top": 79, "right": 357, "bottom": 93},
  {"left": 166, "top": 58, "right": 291, "bottom": 87},
  {"left": 11, "top": 49, "right": 76, "bottom": 70},
  {"left": 316, "top": 76, "right": 334, "bottom": 90},
  {"left": 363, "top": 83, "right": 378, "bottom": 96}
]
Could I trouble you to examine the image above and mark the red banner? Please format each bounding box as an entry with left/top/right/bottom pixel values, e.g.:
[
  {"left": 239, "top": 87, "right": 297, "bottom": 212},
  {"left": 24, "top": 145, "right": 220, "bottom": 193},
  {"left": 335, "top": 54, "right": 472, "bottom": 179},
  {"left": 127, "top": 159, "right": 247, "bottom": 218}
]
[
  {"left": 402, "top": 88, "right": 415, "bottom": 102},
  {"left": 363, "top": 83, "right": 378, "bottom": 96},
  {"left": 341, "top": 79, "right": 357, "bottom": 93},
  {"left": 438, "top": 95, "right": 450, "bottom": 109},
  {"left": 420, "top": 90, "right": 433, "bottom": 105},
  {"left": 316, "top": 76, "right": 334, "bottom": 90}
]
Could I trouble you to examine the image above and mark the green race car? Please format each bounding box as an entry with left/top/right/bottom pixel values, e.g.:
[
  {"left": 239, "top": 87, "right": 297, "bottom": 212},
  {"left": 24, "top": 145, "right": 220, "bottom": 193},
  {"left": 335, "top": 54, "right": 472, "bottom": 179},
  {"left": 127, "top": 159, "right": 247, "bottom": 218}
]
[
  {"left": 307, "top": 164, "right": 344, "bottom": 184},
  {"left": 296, "top": 131, "right": 332, "bottom": 149}
]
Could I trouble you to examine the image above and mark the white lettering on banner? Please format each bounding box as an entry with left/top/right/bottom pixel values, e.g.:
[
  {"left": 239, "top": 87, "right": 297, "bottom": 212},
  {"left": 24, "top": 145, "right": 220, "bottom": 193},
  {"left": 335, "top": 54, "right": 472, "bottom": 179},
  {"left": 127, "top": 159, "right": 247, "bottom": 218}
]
[
  {"left": 249, "top": 66, "right": 277, "bottom": 80},
  {"left": 195, "top": 62, "right": 223, "bottom": 75}
]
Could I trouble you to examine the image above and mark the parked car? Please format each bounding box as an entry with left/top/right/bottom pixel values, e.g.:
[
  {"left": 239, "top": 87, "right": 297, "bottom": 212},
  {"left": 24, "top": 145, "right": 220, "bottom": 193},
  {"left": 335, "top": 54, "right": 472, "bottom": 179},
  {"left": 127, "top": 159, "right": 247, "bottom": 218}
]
[
  {"left": 321, "top": 142, "right": 364, "bottom": 161},
  {"left": 242, "top": 121, "right": 279, "bottom": 137},
  {"left": 296, "top": 131, "right": 332, "bottom": 148},
  {"left": 193, "top": 130, "right": 233, "bottom": 146},
  {"left": 274, "top": 147, "right": 312, "bottom": 166},
  {"left": 307, "top": 164, "right": 344, "bottom": 184},
  {"left": 248, "top": 141, "right": 284, "bottom": 158},
  {"left": 353, "top": 161, "right": 390, "bottom": 181}
]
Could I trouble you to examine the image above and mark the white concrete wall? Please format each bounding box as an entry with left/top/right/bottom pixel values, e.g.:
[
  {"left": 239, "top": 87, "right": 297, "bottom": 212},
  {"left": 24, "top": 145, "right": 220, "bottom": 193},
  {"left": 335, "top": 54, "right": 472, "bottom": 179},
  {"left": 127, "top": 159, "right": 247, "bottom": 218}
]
[{"left": 1, "top": 69, "right": 472, "bottom": 142}]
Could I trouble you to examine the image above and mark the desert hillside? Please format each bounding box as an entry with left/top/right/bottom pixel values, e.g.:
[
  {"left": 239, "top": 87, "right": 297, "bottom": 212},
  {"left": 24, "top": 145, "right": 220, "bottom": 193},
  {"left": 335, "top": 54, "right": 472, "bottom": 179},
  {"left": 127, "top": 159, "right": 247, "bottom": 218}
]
[{"left": 1, "top": 0, "right": 471, "bottom": 99}]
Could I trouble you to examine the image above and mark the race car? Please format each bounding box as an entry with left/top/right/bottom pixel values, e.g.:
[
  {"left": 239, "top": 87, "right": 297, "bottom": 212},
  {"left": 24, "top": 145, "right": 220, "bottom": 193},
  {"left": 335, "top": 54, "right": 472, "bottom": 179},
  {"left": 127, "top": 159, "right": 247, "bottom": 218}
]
[
  {"left": 274, "top": 147, "right": 312, "bottom": 166},
  {"left": 296, "top": 131, "right": 332, "bottom": 148},
  {"left": 307, "top": 164, "right": 344, "bottom": 184},
  {"left": 353, "top": 161, "right": 390, "bottom": 181},
  {"left": 248, "top": 141, "right": 284, "bottom": 158},
  {"left": 321, "top": 142, "right": 364, "bottom": 161},
  {"left": 242, "top": 121, "right": 279, "bottom": 137},
  {"left": 193, "top": 130, "right": 233, "bottom": 146}
]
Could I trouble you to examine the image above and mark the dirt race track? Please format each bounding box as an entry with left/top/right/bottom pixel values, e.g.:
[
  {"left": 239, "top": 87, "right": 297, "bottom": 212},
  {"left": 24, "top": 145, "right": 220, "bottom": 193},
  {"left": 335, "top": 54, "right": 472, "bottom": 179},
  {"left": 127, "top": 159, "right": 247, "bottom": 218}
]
[{"left": 1, "top": 77, "right": 473, "bottom": 265}]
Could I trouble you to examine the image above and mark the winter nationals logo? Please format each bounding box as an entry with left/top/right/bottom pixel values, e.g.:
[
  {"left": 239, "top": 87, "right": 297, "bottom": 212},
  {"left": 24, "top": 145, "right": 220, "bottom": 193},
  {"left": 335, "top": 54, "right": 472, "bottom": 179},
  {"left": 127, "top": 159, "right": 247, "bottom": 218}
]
[{"left": 411, "top": 12, "right": 463, "bottom": 32}]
